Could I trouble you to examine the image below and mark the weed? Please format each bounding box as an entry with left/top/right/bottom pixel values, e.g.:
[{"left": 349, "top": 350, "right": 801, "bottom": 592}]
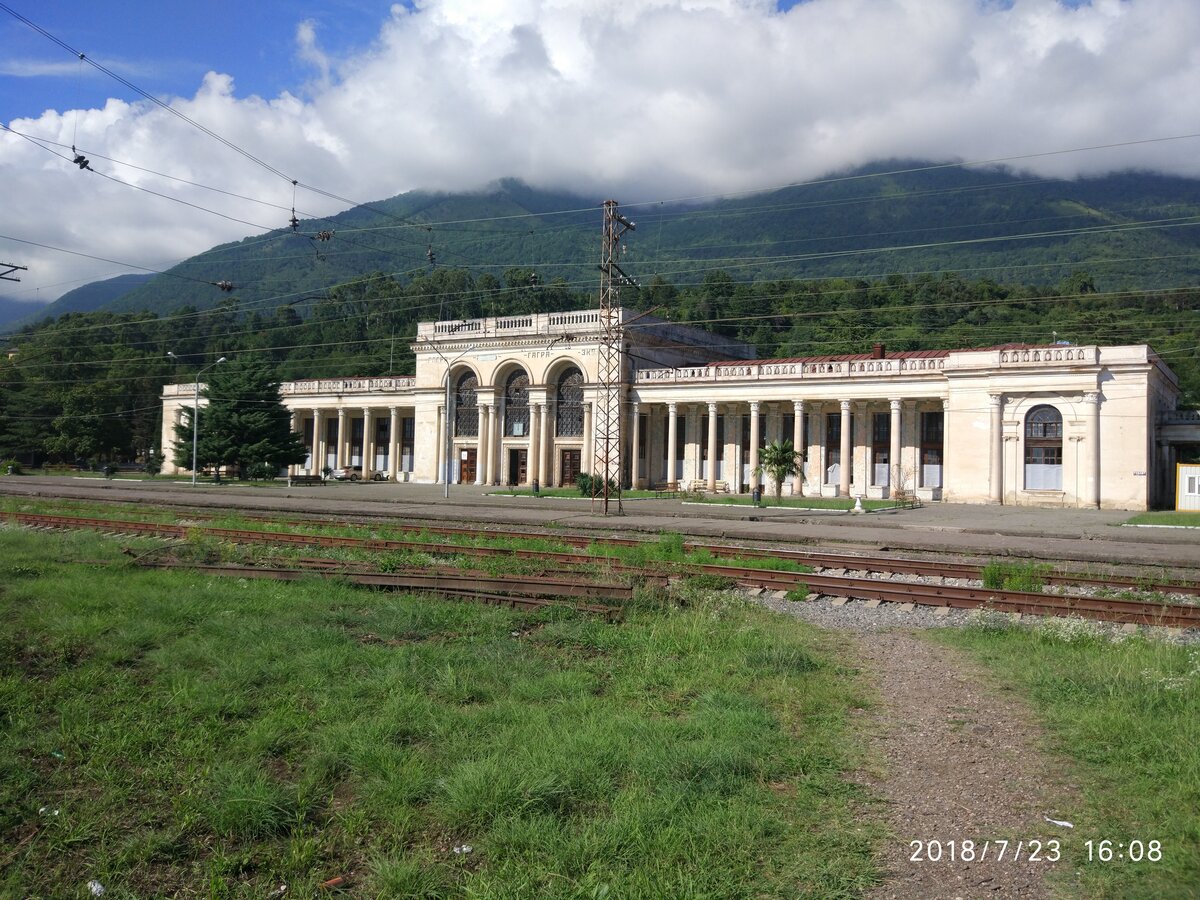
[{"left": 980, "top": 559, "right": 1051, "bottom": 592}]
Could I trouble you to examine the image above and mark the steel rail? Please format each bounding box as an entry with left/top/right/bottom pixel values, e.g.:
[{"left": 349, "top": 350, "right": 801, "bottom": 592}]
[{"left": 9, "top": 511, "right": 1199, "bottom": 629}]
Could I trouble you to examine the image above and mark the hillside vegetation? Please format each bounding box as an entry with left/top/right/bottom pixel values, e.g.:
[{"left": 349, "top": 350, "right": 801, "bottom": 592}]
[{"left": 0, "top": 264, "right": 1196, "bottom": 468}]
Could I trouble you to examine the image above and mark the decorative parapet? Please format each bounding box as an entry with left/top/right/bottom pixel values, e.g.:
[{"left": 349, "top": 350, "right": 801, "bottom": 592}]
[
  {"left": 162, "top": 382, "right": 200, "bottom": 398},
  {"left": 997, "top": 346, "right": 1096, "bottom": 365},
  {"left": 635, "top": 356, "right": 946, "bottom": 384},
  {"left": 281, "top": 377, "right": 416, "bottom": 395},
  {"left": 1160, "top": 409, "right": 1200, "bottom": 424}
]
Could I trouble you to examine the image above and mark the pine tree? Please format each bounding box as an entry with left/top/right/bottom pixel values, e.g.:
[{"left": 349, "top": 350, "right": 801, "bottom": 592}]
[{"left": 172, "top": 357, "right": 306, "bottom": 478}]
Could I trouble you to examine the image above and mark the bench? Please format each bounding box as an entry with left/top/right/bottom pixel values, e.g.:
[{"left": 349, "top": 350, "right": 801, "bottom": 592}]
[
  {"left": 651, "top": 481, "right": 679, "bottom": 498},
  {"left": 687, "top": 479, "right": 730, "bottom": 493},
  {"left": 289, "top": 474, "right": 325, "bottom": 486}
]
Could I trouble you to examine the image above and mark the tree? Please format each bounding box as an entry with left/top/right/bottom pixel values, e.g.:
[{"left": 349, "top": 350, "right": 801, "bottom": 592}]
[
  {"left": 173, "top": 357, "right": 306, "bottom": 478},
  {"left": 754, "top": 440, "right": 804, "bottom": 503}
]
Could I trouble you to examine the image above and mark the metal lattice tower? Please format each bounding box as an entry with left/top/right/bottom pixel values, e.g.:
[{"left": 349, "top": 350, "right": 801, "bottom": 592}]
[{"left": 593, "top": 200, "right": 635, "bottom": 515}]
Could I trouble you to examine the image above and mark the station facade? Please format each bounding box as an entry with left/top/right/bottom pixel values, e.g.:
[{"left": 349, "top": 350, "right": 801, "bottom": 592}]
[{"left": 161, "top": 307, "right": 1187, "bottom": 510}]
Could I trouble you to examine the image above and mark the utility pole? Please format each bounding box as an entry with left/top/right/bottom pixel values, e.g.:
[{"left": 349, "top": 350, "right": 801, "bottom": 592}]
[
  {"left": 1, "top": 263, "right": 28, "bottom": 283},
  {"left": 593, "top": 200, "right": 635, "bottom": 516}
]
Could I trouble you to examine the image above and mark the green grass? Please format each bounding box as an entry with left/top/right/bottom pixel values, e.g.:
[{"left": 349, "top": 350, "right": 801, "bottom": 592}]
[
  {"left": 980, "top": 559, "right": 1052, "bottom": 592},
  {"left": 933, "top": 619, "right": 1200, "bottom": 899},
  {"left": 1124, "top": 511, "right": 1200, "bottom": 527},
  {"left": 0, "top": 527, "right": 876, "bottom": 898},
  {"left": 689, "top": 495, "right": 904, "bottom": 511}
]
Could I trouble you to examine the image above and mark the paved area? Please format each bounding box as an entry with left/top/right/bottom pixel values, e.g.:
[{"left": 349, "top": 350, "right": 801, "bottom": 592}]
[{"left": 2, "top": 476, "right": 1197, "bottom": 569}]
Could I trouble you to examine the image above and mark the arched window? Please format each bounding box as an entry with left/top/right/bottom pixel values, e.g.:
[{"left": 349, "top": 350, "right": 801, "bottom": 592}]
[
  {"left": 1024, "top": 405, "right": 1062, "bottom": 490},
  {"left": 504, "top": 370, "right": 530, "bottom": 436},
  {"left": 454, "top": 372, "right": 478, "bottom": 437},
  {"left": 556, "top": 367, "right": 584, "bottom": 436}
]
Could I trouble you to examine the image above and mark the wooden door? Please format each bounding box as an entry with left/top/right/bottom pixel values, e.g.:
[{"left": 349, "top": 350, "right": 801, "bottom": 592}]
[
  {"left": 560, "top": 449, "right": 582, "bottom": 487},
  {"left": 460, "top": 448, "right": 477, "bottom": 484},
  {"left": 508, "top": 449, "right": 528, "bottom": 485}
]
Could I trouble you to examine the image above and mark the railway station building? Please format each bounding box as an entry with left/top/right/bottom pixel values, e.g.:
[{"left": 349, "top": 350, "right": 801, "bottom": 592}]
[{"left": 161, "top": 307, "right": 1190, "bottom": 510}]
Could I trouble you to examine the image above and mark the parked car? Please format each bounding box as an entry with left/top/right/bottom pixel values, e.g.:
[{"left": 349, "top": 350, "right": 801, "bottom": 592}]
[{"left": 331, "top": 465, "right": 363, "bottom": 481}]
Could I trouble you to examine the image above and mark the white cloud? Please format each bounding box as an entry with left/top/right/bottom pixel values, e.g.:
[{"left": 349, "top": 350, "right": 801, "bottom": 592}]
[{"left": 4, "top": 0, "right": 1200, "bottom": 301}]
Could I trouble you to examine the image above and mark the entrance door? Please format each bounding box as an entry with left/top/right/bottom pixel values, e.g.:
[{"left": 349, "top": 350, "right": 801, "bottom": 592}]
[
  {"left": 508, "top": 449, "right": 528, "bottom": 486},
  {"left": 460, "top": 448, "right": 477, "bottom": 484},
  {"left": 560, "top": 449, "right": 582, "bottom": 486}
]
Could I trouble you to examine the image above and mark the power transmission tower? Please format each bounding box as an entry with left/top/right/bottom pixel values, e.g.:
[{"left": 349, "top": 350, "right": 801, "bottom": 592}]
[{"left": 593, "top": 200, "right": 635, "bottom": 515}]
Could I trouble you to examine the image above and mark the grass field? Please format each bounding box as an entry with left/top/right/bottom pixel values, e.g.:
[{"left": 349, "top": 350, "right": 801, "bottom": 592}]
[
  {"left": 1124, "top": 510, "right": 1200, "bottom": 528},
  {"left": 935, "top": 619, "right": 1200, "bottom": 899},
  {"left": 0, "top": 527, "right": 873, "bottom": 898}
]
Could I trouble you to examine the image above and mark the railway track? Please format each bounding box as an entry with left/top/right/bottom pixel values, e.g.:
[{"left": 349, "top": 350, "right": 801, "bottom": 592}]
[{"left": 8, "top": 511, "right": 1200, "bottom": 630}]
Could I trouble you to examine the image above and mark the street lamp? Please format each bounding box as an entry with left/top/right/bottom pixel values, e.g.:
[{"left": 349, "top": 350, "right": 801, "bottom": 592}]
[
  {"left": 168, "top": 352, "right": 226, "bottom": 485},
  {"left": 419, "top": 338, "right": 476, "bottom": 498}
]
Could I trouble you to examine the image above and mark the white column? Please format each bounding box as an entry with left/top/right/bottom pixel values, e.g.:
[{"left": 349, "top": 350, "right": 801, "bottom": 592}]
[
  {"left": 529, "top": 403, "right": 541, "bottom": 486},
  {"left": 667, "top": 402, "right": 678, "bottom": 485},
  {"left": 435, "top": 405, "right": 444, "bottom": 484},
  {"left": 362, "top": 408, "right": 373, "bottom": 478},
  {"left": 838, "top": 400, "right": 852, "bottom": 497},
  {"left": 490, "top": 402, "right": 502, "bottom": 485},
  {"left": 707, "top": 401, "right": 719, "bottom": 491},
  {"left": 314, "top": 410, "right": 325, "bottom": 473},
  {"left": 749, "top": 400, "right": 761, "bottom": 490},
  {"left": 539, "top": 402, "right": 551, "bottom": 487},
  {"left": 289, "top": 411, "right": 301, "bottom": 476},
  {"left": 477, "top": 404, "right": 490, "bottom": 485},
  {"left": 792, "top": 401, "right": 806, "bottom": 495},
  {"left": 889, "top": 398, "right": 902, "bottom": 498},
  {"left": 583, "top": 401, "right": 594, "bottom": 475},
  {"left": 1085, "top": 391, "right": 1101, "bottom": 508},
  {"left": 990, "top": 394, "right": 1003, "bottom": 503},
  {"left": 630, "top": 401, "right": 641, "bottom": 489},
  {"left": 389, "top": 407, "right": 400, "bottom": 480},
  {"left": 336, "top": 409, "right": 347, "bottom": 468}
]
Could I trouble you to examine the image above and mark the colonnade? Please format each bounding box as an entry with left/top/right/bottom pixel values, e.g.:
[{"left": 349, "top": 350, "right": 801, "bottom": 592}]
[{"left": 291, "top": 406, "right": 412, "bottom": 480}]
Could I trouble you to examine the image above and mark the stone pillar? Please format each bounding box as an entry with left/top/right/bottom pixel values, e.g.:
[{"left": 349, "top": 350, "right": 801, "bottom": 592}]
[
  {"left": 313, "top": 410, "right": 325, "bottom": 473},
  {"left": 389, "top": 407, "right": 400, "bottom": 480},
  {"left": 362, "top": 408, "right": 373, "bottom": 478},
  {"left": 667, "top": 402, "right": 678, "bottom": 485},
  {"left": 539, "top": 402, "right": 551, "bottom": 487},
  {"left": 839, "top": 400, "right": 852, "bottom": 497},
  {"left": 749, "top": 401, "right": 761, "bottom": 490},
  {"left": 990, "top": 394, "right": 1004, "bottom": 503},
  {"left": 1085, "top": 391, "right": 1101, "bottom": 508},
  {"left": 889, "top": 398, "right": 902, "bottom": 498},
  {"left": 792, "top": 401, "right": 806, "bottom": 495},
  {"left": 529, "top": 403, "right": 541, "bottom": 486},
  {"left": 707, "top": 401, "right": 719, "bottom": 491},
  {"left": 583, "top": 401, "right": 594, "bottom": 475},
  {"left": 336, "top": 409, "right": 347, "bottom": 468},
  {"left": 630, "top": 401, "right": 641, "bottom": 489},
  {"left": 289, "top": 411, "right": 301, "bottom": 476},
  {"left": 491, "top": 402, "right": 502, "bottom": 485},
  {"left": 435, "top": 405, "right": 444, "bottom": 484},
  {"left": 477, "top": 404, "right": 491, "bottom": 485}
]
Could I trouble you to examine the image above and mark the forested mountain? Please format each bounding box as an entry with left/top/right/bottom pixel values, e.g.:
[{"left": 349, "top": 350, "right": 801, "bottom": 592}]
[
  {"left": 3, "top": 274, "right": 154, "bottom": 332},
  {"left": 93, "top": 165, "right": 1200, "bottom": 318},
  {"left": 0, "top": 297, "right": 44, "bottom": 331}
]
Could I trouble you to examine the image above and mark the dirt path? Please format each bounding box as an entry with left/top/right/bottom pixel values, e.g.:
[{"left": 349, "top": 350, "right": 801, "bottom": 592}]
[{"left": 853, "top": 631, "right": 1077, "bottom": 899}]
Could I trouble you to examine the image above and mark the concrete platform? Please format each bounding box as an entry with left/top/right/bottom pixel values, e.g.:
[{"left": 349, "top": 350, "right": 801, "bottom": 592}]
[{"left": 1, "top": 476, "right": 1197, "bottom": 570}]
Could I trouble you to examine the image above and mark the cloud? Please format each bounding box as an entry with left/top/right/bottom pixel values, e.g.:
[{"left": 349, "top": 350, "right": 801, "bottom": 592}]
[{"left": 4, "top": 0, "right": 1200, "bottom": 301}]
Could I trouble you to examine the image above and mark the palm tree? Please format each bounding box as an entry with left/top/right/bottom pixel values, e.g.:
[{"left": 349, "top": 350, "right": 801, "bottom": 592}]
[{"left": 753, "top": 440, "right": 804, "bottom": 504}]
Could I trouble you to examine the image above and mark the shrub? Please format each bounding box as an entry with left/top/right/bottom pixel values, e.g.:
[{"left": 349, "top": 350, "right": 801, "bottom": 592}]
[
  {"left": 0, "top": 459, "right": 22, "bottom": 475},
  {"left": 575, "top": 472, "right": 617, "bottom": 496}
]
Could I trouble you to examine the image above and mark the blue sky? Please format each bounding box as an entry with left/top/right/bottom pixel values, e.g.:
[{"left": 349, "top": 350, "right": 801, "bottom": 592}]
[
  {"left": 2, "top": 0, "right": 1198, "bottom": 302},
  {"left": 0, "top": 2, "right": 400, "bottom": 121}
]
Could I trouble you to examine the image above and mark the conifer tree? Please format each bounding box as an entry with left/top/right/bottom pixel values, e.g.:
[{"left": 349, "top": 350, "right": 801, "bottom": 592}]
[{"left": 172, "top": 357, "right": 306, "bottom": 478}]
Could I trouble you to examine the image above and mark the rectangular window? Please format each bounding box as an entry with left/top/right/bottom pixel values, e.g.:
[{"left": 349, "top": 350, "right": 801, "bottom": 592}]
[
  {"left": 872, "top": 412, "right": 890, "bottom": 486},
  {"left": 401, "top": 417, "right": 415, "bottom": 472},
  {"left": 825, "top": 412, "right": 841, "bottom": 484},
  {"left": 920, "top": 411, "right": 944, "bottom": 488}
]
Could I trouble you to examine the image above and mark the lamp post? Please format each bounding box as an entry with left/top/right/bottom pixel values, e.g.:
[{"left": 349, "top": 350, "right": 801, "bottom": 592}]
[
  {"left": 168, "top": 352, "right": 226, "bottom": 485},
  {"left": 419, "top": 338, "right": 476, "bottom": 498}
]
